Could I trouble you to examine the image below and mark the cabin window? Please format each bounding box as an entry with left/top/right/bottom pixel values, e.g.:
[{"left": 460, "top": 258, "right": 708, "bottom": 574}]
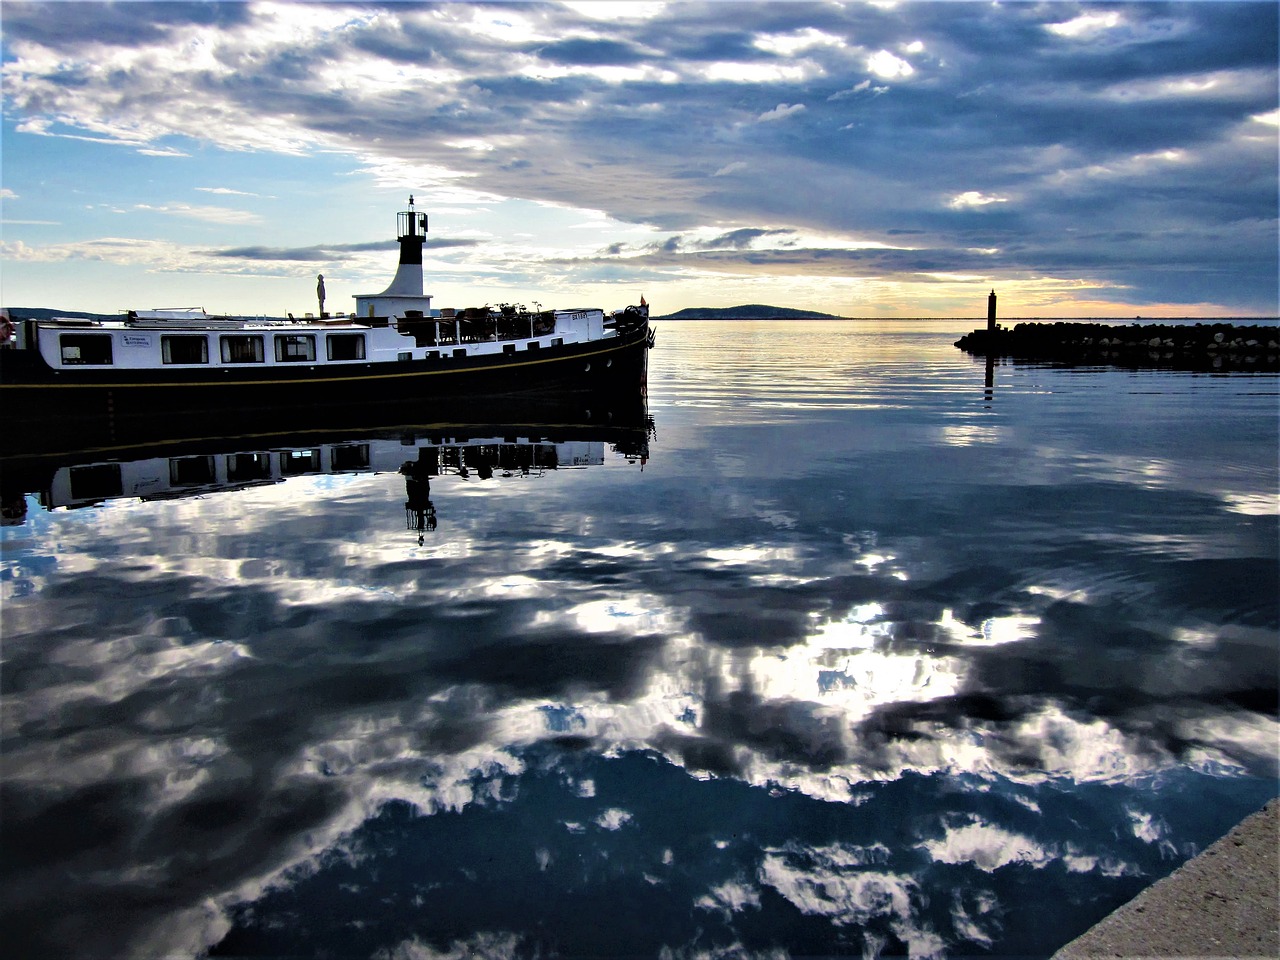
[
  {"left": 503, "top": 343, "right": 516, "bottom": 354},
  {"left": 527, "top": 341, "right": 540, "bottom": 351},
  {"left": 551, "top": 338, "right": 563, "bottom": 347},
  {"left": 280, "top": 450, "right": 321, "bottom": 475},
  {"left": 162, "top": 335, "right": 209, "bottom": 365},
  {"left": 275, "top": 334, "right": 316, "bottom": 363},
  {"left": 326, "top": 333, "right": 365, "bottom": 361},
  {"left": 59, "top": 334, "right": 113, "bottom": 365},
  {"left": 169, "top": 456, "right": 216, "bottom": 487},
  {"left": 69, "top": 463, "right": 122, "bottom": 501},
  {"left": 453, "top": 348, "right": 467, "bottom": 358},
  {"left": 226, "top": 453, "right": 271, "bottom": 482},
  {"left": 220, "top": 335, "right": 264, "bottom": 364},
  {"left": 331, "top": 444, "right": 370, "bottom": 471}
]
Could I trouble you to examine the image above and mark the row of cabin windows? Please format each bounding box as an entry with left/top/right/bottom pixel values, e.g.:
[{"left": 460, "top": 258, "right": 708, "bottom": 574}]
[
  {"left": 67, "top": 445, "right": 373, "bottom": 499},
  {"left": 59, "top": 333, "right": 367, "bottom": 366}
]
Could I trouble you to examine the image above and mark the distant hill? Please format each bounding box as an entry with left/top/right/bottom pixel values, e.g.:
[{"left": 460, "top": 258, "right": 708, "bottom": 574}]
[{"left": 656, "top": 304, "right": 843, "bottom": 320}]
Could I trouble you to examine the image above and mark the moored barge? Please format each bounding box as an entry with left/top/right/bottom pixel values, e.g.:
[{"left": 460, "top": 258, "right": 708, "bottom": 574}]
[{"left": 0, "top": 197, "right": 653, "bottom": 432}]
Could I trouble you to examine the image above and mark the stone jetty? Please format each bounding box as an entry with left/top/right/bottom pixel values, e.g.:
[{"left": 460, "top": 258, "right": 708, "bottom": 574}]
[
  {"left": 1052, "top": 799, "right": 1278, "bottom": 959},
  {"left": 955, "top": 321, "right": 1279, "bottom": 371}
]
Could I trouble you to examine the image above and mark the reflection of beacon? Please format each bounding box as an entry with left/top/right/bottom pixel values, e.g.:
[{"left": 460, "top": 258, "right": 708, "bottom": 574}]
[
  {"left": 987, "top": 289, "right": 997, "bottom": 333},
  {"left": 401, "top": 457, "right": 437, "bottom": 545},
  {"left": 317, "top": 274, "right": 326, "bottom": 318}
]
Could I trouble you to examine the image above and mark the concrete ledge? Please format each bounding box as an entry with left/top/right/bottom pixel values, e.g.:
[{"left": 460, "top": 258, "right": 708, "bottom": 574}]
[{"left": 1053, "top": 799, "right": 1278, "bottom": 959}]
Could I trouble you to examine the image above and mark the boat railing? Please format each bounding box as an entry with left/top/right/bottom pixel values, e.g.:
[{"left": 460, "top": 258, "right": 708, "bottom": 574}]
[{"left": 395, "top": 311, "right": 557, "bottom": 347}]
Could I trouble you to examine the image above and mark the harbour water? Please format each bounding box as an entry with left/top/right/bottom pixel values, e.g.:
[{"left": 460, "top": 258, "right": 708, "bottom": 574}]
[{"left": 2, "top": 319, "right": 1277, "bottom": 959}]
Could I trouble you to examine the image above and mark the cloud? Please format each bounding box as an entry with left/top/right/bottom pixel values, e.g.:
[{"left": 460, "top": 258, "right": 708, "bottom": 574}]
[
  {"left": 204, "top": 243, "right": 390, "bottom": 262},
  {"left": 1047, "top": 11, "right": 1124, "bottom": 40},
  {"left": 134, "top": 203, "right": 262, "bottom": 225},
  {"left": 203, "top": 239, "right": 476, "bottom": 262},
  {"left": 1, "top": 0, "right": 1276, "bottom": 312},
  {"left": 755, "top": 103, "right": 806, "bottom": 123},
  {"left": 828, "top": 79, "right": 872, "bottom": 100},
  {"left": 866, "top": 50, "right": 914, "bottom": 80},
  {"left": 535, "top": 36, "right": 646, "bottom": 66},
  {"left": 948, "top": 192, "right": 1010, "bottom": 210},
  {"left": 196, "top": 187, "right": 269, "bottom": 197},
  {"left": 137, "top": 145, "right": 191, "bottom": 158},
  {"left": 692, "top": 228, "right": 795, "bottom": 250}
]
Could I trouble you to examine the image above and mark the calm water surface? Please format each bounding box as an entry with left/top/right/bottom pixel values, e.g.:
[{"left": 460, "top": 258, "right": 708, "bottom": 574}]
[{"left": 3, "top": 320, "right": 1277, "bottom": 959}]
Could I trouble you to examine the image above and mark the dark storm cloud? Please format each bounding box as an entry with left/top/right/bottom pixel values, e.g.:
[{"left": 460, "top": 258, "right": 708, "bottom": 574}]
[
  {"left": 0, "top": 0, "right": 251, "bottom": 47},
  {"left": 3, "top": 0, "right": 1276, "bottom": 308},
  {"left": 203, "top": 238, "right": 477, "bottom": 262},
  {"left": 694, "top": 228, "right": 795, "bottom": 250},
  {"left": 535, "top": 36, "right": 646, "bottom": 66}
]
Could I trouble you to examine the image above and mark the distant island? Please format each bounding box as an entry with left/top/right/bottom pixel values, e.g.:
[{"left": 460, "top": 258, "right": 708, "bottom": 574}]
[{"left": 655, "top": 304, "right": 843, "bottom": 320}]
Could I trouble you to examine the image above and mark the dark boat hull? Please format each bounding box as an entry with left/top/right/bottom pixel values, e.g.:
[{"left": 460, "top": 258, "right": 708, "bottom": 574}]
[{"left": 1, "top": 324, "right": 650, "bottom": 457}]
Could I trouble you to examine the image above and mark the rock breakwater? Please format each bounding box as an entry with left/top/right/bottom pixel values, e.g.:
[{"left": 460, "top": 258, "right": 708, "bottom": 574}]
[{"left": 956, "top": 322, "right": 1279, "bottom": 371}]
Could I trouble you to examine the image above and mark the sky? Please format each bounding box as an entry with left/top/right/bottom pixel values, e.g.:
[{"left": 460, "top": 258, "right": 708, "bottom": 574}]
[{"left": 1, "top": 0, "right": 1277, "bottom": 319}]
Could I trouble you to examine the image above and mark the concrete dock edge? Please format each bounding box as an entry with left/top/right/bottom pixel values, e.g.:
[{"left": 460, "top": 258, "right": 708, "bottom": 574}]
[{"left": 1052, "top": 799, "right": 1279, "bottom": 959}]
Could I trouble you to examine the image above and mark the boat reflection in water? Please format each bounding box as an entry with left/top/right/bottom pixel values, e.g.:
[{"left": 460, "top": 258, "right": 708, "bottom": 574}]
[{"left": 2, "top": 401, "right": 652, "bottom": 542}]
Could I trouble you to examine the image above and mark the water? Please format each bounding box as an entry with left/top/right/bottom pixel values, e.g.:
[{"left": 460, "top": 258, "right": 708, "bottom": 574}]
[{"left": 2, "top": 320, "right": 1277, "bottom": 959}]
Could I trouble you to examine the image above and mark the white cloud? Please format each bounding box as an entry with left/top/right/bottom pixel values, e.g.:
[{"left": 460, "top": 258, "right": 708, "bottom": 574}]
[
  {"left": 920, "top": 819, "right": 1140, "bottom": 878},
  {"left": 756, "top": 103, "right": 806, "bottom": 123},
  {"left": 196, "top": 187, "right": 268, "bottom": 198},
  {"left": 1048, "top": 11, "right": 1124, "bottom": 39},
  {"left": 753, "top": 28, "right": 846, "bottom": 57},
  {"left": 702, "top": 61, "right": 811, "bottom": 84},
  {"left": 0, "top": 236, "right": 184, "bottom": 268},
  {"left": 758, "top": 848, "right": 945, "bottom": 956},
  {"left": 713, "top": 161, "right": 748, "bottom": 177},
  {"left": 867, "top": 50, "right": 914, "bottom": 80},
  {"left": 1101, "top": 68, "right": 1275, "bottom": 103},
  {"left": 948, "top": 191, "right": 1009, "bottom": 209},
  {"left": 828, "top": 80, "right": 872, "bottom": 101},
  {"left": 920, "top": 821, "right": 1053, "bottom": 871},
  {"left": 694, "top": 879, "right": 761, "bottom": 916},
  {"left": 594, "top": 808, "right": 633, "bottom": 830},
  {"left": 134, "top": 203, "right": 263, "bottom": 225},
  {"left": 561, "top": 1, "right": 666, "bottom": 21}
]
